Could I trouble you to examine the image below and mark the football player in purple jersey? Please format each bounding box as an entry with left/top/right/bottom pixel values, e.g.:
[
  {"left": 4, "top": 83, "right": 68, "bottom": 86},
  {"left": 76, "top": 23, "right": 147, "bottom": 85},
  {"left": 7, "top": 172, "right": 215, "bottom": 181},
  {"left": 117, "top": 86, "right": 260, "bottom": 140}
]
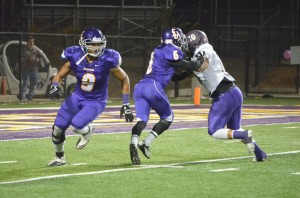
[
  {"left": 129, "top": 27, "right": 204, "bottom": 165},
  {"left": 48, "top": 27, "right": 134, "bottom": 166},
  {"left": 186, "top": 30, "right": 267, "bottom": 162}
]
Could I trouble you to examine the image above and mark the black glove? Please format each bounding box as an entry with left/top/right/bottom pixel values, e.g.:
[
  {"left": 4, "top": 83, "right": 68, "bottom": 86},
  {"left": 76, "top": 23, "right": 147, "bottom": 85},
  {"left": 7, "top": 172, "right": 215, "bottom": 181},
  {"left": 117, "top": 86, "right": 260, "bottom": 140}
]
[
  {"left": 120, "top": 104, "right": 134, "bottom": 122},
  {"left": 195, "top": 51, "right": 205, "bottom": 66},
  {"left": 183, "top": 51, "right": 192, "bottom": 61},
  {"left": 49, "top": 82, "right": 60, "bottom": 99}
]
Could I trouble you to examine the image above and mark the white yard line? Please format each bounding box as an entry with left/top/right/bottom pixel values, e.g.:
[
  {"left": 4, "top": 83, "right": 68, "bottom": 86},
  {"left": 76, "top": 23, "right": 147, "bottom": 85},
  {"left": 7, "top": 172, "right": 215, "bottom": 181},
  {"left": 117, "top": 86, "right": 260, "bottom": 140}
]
[
  {"left": 0, "top": 150, "right": 299, "bottom": 185},
  {"left": 291, "top": 172, "right": 300, "bottom": 175},
  {"left": 209, "top": 168, "right": 239, "bottom": 172},
  {"left": 0, "top": 161, "right": 17, "bottom": 164},
  {"left": 70, "top": 163, "right": 88, "bottom": 166}
]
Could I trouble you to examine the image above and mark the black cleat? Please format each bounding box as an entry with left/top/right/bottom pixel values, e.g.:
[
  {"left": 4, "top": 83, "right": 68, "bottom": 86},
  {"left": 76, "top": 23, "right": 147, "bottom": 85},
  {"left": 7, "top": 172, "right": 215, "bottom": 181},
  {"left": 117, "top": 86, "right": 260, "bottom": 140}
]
[{"left": 130, "top": 144, "right": 141, "bottom": 165}]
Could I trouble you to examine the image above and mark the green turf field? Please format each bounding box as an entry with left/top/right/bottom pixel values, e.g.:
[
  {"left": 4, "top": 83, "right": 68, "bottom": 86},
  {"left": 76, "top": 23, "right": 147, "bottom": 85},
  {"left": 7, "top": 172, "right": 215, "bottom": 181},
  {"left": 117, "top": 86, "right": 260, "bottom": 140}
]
[
  {"left": 0, "top": 97, "right": 300, "bottom": 108},
  {"left": 0, "top": 122, "right": 299, "bottom": 197}
]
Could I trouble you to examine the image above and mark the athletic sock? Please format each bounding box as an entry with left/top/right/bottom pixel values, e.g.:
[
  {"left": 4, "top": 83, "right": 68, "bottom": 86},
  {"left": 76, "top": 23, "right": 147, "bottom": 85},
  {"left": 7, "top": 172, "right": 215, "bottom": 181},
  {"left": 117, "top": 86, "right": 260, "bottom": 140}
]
[
  {"left": 232, "top": 130, "right": 247, "bottom": 140},
  {"left": 144, "top": 131, "right": 158, "bottom": 146},
  {"left": 131, "top": 134, "right": 139, "bottom": 146},
  {"left": 73, "top": 125, "right": 90, "bottom": 135},
  {"left": 54, "top": 142, "right": 64, "bottom": 153}
]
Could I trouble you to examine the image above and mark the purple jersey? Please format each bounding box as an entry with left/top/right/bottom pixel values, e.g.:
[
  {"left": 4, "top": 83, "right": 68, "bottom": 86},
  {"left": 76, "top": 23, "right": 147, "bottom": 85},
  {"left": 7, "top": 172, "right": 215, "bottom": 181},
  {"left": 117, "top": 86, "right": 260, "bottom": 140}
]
[
  {"left": 54, "top": 46, "right": 120, "bottom": 130},
  {"left": 62, "top": 46, "right": 120, "bottom": 102},
  {"left": 143, "top": 43, "right": 184, "bottom": 88},
  {"left": 133, "top": 43, "right": 183, "bottom": 122}
]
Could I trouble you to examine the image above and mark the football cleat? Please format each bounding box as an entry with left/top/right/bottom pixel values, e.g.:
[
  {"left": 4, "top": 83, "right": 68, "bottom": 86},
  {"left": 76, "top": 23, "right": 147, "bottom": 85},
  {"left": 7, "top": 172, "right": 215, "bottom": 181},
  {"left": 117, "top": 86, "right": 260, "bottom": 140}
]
[
  {"left": 138, "top": 141, "right": 151, "bottom": 159},
  {"left": 253, "top": 142, "right": 268, "bottom": 162},
  {"left": 253, "top": 150, "right": 268, "bottom": 162},
  {"left": 129, "top": 144, "right": 141, "bottom": 165},
  {"left": 76, "top": 126, "right": 93, "bottom": 149},
  {"left": 48, "top": 156, "right": 66, "bottom": 167}
]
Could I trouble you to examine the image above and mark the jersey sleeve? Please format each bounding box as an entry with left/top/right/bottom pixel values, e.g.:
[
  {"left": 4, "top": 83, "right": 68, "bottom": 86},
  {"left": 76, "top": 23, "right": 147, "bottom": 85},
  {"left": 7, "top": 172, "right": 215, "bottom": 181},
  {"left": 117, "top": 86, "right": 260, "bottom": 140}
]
[
  {"left": 104, "top": 49, "right": 122, "bottom": 68},
  {"left": 61, "top": 46, "right": 77, "bottom": 62}
]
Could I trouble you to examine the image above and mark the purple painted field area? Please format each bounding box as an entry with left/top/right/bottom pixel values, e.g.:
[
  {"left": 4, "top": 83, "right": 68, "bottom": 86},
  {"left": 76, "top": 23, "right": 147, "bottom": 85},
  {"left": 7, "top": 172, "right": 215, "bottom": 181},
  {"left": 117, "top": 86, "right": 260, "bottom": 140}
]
[{"left": 0, "top": 105, "right": 299, "bottom": 141}]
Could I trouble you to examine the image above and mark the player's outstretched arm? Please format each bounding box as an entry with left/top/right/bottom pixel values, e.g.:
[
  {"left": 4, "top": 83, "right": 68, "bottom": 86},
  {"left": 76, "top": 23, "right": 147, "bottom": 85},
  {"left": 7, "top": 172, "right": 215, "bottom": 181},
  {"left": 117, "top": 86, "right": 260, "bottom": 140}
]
[
  {"left": 171, "top": 70, "right": 193, "bottom": 82},
  {"left": 49, "top": 61, "right": 71, "bottom": 99},
  {"left": 111, "top": 66, "right": 134, "bottom": 122}
]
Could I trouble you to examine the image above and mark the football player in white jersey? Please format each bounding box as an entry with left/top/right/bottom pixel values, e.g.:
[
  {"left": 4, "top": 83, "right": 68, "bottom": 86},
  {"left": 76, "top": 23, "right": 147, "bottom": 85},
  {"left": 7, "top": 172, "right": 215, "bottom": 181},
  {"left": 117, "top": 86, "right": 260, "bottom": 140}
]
[{"left": 186, "top": 30, "right": 267, "bottom": 161}]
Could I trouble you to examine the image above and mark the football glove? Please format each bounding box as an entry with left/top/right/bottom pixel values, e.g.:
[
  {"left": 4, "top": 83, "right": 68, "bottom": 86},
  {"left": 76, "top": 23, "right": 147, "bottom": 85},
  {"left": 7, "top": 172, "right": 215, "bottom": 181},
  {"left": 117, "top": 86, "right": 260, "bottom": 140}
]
[
  {"left": 120, "top": 103, "right": 134, "bottom": 122},
  {"left": 195, "top": 51, "right": 205, "bottom": 66},
  {"left": 183, "top": 51, "right": 192, "bottom": 61},
  {"left": 49, "top": 82, "right": 60, "bottom": 99}
]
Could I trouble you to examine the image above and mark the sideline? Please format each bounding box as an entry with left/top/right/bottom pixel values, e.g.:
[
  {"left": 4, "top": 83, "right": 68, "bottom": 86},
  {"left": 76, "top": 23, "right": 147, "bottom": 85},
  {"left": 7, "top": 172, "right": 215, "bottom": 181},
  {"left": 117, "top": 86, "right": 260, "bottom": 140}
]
[{"left": 0, "top": 150, "right": 299, "bottom": 185}]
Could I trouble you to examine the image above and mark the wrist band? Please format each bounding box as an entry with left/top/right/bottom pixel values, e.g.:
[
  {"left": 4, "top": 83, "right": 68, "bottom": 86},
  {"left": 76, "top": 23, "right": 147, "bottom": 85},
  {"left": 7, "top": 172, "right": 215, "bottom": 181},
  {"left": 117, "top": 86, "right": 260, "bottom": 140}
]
[
  {"left": 52, "top": 82, "right": 59, "bottom": 86},
  {"left": 122, "top": 94, "right": 129, "bottom": 104}
]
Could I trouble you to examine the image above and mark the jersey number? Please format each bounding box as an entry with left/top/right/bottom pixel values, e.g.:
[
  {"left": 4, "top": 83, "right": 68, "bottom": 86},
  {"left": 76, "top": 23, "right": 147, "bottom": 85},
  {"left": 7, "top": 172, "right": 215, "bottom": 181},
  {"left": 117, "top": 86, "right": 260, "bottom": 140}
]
[
  {"left": 146, "top": 50, "right": 179, "bottom": 74},
  {"left": 81, "top": 73, "right": 96, "bottom": 92}
]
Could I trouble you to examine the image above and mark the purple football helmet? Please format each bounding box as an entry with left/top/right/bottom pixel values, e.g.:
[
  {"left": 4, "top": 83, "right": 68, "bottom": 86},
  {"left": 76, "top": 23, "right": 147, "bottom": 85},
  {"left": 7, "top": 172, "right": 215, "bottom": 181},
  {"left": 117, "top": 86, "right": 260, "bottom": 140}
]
[
  {"left": 186, "top": 30, "right": 208, "bottom": 53},
  {"left": 79, "top": 27, "right": 107, "bottom": 57},
  {"left": 161, "top": 27, "right": 188, "bottom": 52}
]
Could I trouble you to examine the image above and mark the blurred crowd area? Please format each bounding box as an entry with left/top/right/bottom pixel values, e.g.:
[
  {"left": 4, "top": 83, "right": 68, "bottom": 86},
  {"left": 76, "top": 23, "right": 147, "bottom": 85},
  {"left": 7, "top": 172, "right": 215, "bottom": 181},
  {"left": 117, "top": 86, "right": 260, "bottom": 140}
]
[{"left": 0, "top": 0, "right": 299, "bottom": 99}]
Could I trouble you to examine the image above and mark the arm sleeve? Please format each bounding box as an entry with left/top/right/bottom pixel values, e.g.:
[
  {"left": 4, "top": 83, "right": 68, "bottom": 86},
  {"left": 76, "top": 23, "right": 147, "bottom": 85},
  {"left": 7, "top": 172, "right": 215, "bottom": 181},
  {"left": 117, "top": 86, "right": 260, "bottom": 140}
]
[
  {"left": 171, "top": 70, "right": 193, "bottom": 82},
  {"left": 168, "top": 59, "right": 201, "bottom": 71}
]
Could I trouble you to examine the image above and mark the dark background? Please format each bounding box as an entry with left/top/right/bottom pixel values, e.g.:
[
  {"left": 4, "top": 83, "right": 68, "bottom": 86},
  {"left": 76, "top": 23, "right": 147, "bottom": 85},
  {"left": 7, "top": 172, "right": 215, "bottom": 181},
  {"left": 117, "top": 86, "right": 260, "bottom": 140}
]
[{"left": 0, "top": 0, "right": 299, "bottom": 98}]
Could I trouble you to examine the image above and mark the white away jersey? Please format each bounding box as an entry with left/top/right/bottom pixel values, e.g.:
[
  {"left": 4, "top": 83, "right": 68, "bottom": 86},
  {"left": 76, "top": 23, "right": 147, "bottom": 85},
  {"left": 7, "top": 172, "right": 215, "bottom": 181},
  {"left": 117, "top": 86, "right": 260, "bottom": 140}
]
[{"left": 192, "top": 43, "right": 235, "bottom": 95}]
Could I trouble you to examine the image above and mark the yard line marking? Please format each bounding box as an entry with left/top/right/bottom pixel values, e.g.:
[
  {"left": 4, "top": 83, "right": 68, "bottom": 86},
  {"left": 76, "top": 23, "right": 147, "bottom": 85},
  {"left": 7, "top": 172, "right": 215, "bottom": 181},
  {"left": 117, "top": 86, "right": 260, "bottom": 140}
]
[
  {"left": 268, "top": 150, "right": 300, "bottom": 156},
  {"left": 139, "top": 165, "right": 184, "bottom": 168},
  {"left": 70, "top": 163, "right": 88, "bottom": 166},
  {"left": 0, "top": 165, "right": 172, "bottom": 185},
  {"left": 209, "top": 168, "right": 239, "bottom": 172},
  {"left": 0, "top": 161, "right": 17, "bottom": 164},
  {"left": 0, "top": 150, "right": 299, "bottom": 185},
  {"left": 291, "top": 172, "right": 300, "bottom": 175}
]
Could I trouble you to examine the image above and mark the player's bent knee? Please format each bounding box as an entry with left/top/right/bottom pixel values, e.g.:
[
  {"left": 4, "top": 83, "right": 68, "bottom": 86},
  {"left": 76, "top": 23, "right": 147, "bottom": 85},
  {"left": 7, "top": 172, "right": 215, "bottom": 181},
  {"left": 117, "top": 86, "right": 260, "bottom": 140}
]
[
  {"left": 152, "top": 119, "right": 172, "bottom": 135},
  {"left": 132, "top": 121, "right": 147, "bottom": 136},
  {"left": 52, "top": 125, "right": 65, "bottom": 144}
]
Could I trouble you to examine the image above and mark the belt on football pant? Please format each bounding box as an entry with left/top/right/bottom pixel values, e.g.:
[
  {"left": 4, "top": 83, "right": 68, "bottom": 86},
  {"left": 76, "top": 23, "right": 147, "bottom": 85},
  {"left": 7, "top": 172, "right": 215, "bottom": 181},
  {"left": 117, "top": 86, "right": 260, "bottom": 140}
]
[{"left": 210, "top": 80, "right": 235, "bottom": 100}]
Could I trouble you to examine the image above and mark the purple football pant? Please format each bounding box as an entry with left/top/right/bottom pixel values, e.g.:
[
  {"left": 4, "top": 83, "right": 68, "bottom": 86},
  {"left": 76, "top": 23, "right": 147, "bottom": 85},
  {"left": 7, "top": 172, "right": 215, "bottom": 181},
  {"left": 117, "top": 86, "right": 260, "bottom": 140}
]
[
  {"left": 54, "top": 93, "right": 106, "bottom": 130},
  {"left": 208, "top": 86, "right": 243, "bottom": 135},
  {"left": 133, "top": 80, "right": 173, "bottom": 122}
]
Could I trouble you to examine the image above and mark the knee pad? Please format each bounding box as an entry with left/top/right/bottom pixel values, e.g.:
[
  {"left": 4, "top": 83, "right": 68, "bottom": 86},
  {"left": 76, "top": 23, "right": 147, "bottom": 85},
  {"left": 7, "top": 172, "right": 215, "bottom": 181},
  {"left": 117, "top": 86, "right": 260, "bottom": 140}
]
[
  {"left": 52, "top": 125, "right": 65, "bottom": 145},
  {"left": 152, "top": 119, "right": 172, "bottom": 135},
  {"left": 132, "top": 121, "right": 147, "bottom": 137}
]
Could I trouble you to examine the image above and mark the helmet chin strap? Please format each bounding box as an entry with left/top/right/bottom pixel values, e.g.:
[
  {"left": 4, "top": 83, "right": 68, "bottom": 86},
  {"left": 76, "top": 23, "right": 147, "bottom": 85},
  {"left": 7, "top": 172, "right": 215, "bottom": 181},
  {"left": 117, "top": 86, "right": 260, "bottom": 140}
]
[{"left": 76, "top": 53, "right": 88, "bottom": 65}]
